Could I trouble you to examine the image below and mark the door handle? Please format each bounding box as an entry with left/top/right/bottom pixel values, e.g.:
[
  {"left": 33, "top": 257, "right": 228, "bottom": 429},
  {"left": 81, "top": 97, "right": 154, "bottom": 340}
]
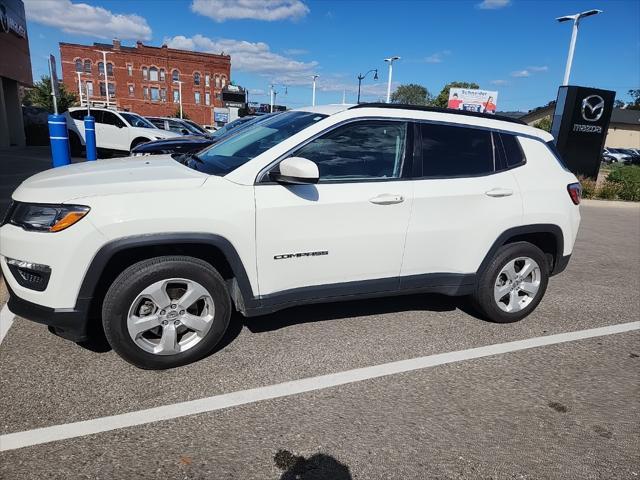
[
  {"left": 485, "top": 188, "right": 513, "bottom": 198},
  {"left": 369, "top": 193, "right": 405, "bottom": 205}
]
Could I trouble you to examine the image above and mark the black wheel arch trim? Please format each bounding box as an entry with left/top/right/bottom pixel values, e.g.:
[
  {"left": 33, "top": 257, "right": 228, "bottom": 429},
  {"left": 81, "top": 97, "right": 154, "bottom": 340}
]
[{"left": 477, "top": 224, "right": 565, "bottom": 277}]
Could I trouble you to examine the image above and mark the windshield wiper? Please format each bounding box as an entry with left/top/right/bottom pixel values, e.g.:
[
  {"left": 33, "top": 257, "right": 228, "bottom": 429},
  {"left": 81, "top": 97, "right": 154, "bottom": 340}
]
[{"left": 172, "top": 151, "right": 204, "bottom": 166}]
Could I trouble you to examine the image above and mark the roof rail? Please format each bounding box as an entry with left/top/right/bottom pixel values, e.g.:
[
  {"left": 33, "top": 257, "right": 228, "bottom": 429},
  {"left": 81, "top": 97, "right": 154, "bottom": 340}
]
[{"left": 349, "top": 102, "right": 526, "bottom": 125}]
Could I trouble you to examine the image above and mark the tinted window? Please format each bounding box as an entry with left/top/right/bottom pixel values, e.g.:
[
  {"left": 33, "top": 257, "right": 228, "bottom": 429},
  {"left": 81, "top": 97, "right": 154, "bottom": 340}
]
[
  {"left": 101, "top": 111, "right": 124, "bottom": 127},
  {"left": 294, "top": 121, "right": 407, "bottom": 180},
  {"left": 69, "top": 110, "right": 84, "bottom": 120},
  {"left": 501, "top": 134, "right": 525, "bottom": 167},
  {"left": 420, "top": 123, "right": 494, "bottom": 177}
]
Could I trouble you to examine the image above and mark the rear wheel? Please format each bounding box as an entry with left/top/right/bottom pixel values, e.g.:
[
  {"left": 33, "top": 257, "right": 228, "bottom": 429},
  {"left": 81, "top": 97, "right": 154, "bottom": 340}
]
[
  {"left": 471, "top": 242, "right": 549, "bottom": 323},
  {"left": 102, "top": 256, "right": 231, "bottom": 369}
]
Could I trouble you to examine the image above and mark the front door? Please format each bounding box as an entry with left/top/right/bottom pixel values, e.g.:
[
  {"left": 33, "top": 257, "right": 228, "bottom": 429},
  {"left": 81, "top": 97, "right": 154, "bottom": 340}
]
[
  {"left": 254, "top": 120, "right": 414, "bottom": 299},
  {"left": 96, "top": 110, "right": 127, "bottom": 151}
]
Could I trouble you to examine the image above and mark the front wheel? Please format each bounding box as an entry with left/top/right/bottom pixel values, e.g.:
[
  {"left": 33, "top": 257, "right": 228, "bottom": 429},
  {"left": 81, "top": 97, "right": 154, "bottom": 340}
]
[
  {"left": 471, "top": 242, "right": 549, "bottom": 323},
  {"left": 102, "top": 256, "right": 231, "bottom": 369}
]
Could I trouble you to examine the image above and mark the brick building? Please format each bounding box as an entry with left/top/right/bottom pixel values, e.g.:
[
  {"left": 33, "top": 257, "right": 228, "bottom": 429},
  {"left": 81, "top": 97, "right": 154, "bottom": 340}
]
[{"left": 59, "top": 39, "right": 231, "bottom": 125}]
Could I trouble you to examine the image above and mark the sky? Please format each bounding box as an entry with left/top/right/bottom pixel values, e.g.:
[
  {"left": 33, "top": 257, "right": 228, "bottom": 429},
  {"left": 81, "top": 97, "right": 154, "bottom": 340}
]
[{"left": 23, "top": 0, "right": 640, "bottom": 112}]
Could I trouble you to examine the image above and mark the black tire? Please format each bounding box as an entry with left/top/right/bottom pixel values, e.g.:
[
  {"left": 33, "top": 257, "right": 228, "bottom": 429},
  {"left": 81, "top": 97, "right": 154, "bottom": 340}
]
[
  {"left": 130, "top": 137, "right": 150, "bottom": 151},
  {"left": 471, "top": 242, "right": 549, "bottom": 323},
  {"left": 102, "top": 256, "right": 231, "bottom": 369},
  {"left": 68, "top": 130, "right": 83, "bottom": 157}
]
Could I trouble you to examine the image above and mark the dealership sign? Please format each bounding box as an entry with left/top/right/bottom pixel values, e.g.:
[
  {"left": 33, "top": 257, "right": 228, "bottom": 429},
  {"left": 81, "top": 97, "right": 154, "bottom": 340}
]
[
  {"left": 0, "top": 2, "right": 26, "bottom": 38},
  {"left": 448, "top": 88, "right": 498, "bottom": 114}
]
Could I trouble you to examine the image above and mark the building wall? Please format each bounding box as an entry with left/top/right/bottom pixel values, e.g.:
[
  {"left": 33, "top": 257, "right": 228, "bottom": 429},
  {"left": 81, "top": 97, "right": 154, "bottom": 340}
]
[
  {"left": 605, "top": 123, "right": 640, "bottom": 149},
  {"left": 59, "top": 40, "right": 231, "bottom": 125}
]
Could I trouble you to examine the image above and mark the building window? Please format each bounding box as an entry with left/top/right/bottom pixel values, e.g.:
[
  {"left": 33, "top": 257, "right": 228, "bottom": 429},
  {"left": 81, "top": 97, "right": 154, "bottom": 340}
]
[
  {"left": 194, "top": 91, "right": 201, "bottom": 104},
  {"left": 173, "top": 89, "right": 179, "bottom": 103},
  {"left": 215, "top": 75, "right": 220, "bottom": 88},
  {"left": 149, "top": 67, "right": 159, "bottom": 82},
  {"left": 86, "top": 81, "right": 93, "bottom": 97},
  {"left": 150, "top": 87, "right": 160, "bottom": 101},
  {"left": 205, "top": 74, "right": 210, "bottom": 87},
  {"left": 172, "top": 69, "right": 180, "bottom": 82},
  {"left": 160, "top": 69, "right": 165, "bottom": 81},
  {"left": 106, "top": 63, "right": 114, "bottom": 76},
  {"left": 205, "top": 92, "right": 210, "bottom": 105},
  {"left": 194, "top": 72, "right": 201, "bottom": 86},
  {"left": 128, "top": 84, "right": 134, "bottom": 97},
  {"left": 83, "top": 60, "right": 92, "bottom": 74},
  {"left": 99, "top": 82, "right": 106, "bottom": 96},
  {"left": 143, "top": 86, "right": 149, "bottom": 100},
  {"left": 142, "top": 67, "right": 148, "bottom": 80},
  {"left": 108, "top": 83, "right": 115, "bottom": 96},
  {"left": 127, "top": 64, "right": 133, "bottom": 76},
  {"left": 221, "top": 76, "right": 227, "bottom": 87},
  {"left": 75, "top": 59, "right": 82, "bottom": 72},
  {"left": 160, "top": 88, "right": 167, "bottom": 102},
  {"left": 98, "top": 62, "right": 104, "bottom": 76}
]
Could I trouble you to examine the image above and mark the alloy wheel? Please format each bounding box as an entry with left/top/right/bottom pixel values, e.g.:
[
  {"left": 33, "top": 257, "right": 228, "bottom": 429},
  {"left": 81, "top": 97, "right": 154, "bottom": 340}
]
[{"left": 493, "top": 256, "right": 541, "bottom": 313}]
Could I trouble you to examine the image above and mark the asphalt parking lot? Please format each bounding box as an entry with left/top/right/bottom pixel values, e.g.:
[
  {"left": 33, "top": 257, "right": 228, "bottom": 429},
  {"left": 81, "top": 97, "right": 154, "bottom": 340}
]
[{"left": 1, "top": 200, "right": 639, "bottom": 479}]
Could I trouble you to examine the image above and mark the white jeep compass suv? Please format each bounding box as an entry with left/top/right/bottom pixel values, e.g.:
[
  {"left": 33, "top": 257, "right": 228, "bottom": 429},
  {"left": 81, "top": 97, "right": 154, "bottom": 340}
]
[
  {"left": 65, "top": 107, "right": 179, "bottom": 156},
  {"left": 1, "top": 104, "right": 581, "bottom": 369}
]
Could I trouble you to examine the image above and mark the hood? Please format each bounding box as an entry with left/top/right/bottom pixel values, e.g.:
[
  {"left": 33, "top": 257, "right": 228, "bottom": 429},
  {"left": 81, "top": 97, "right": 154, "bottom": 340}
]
[
  {"left": 133, "top": 135, "right": 215, "bottom": 153},
  {"left": 12, "top": 155, "right": 208, "bottom": 204}
]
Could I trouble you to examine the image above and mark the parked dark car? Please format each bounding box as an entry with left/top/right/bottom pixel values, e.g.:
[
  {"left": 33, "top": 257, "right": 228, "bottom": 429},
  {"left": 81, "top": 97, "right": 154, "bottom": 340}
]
[
  {"left": 145, "top": 117, "right": 209, "bottom": 137},
  {"left": 131, "top": 114, "right": 276, "bottom": 156}
]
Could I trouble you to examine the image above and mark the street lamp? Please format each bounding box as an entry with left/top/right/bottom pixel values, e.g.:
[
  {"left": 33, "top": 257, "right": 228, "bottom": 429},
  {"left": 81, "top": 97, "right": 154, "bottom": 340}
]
[
  {"left": 311, "top": 74, "right": 319, "bottom": 106},
  {"left": 270, "top": 83, "right": 288, "bottom": 112},
  {"left": 356, "top": 69, "right": 378, "bottom": 104},
  {"left": 75, "top": 71, "right": 85, "bottom": 106},
  {"left": 557, "top": 9, "right": 603, "bottom": 86},
  {"left": 173, "top": 80, "right": 184, "bottom": 118},
  {"left": 384, "top": 56, "right": 400, "bottom": 103},
  {"left": 95, "top": 50, "right": 112, "bottom": 108}
]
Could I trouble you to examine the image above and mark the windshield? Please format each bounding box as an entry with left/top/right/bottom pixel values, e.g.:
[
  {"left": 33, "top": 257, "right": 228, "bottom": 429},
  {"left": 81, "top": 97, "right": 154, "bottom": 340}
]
[
  {"left": 210, "top": 116, "right": 254, "bottom": 138},
  {"left": 182, "top": 111, "right": 327, "bottom": 175},
  {"left": 120, "top": 112, "right": 155, "bottom": 129}
]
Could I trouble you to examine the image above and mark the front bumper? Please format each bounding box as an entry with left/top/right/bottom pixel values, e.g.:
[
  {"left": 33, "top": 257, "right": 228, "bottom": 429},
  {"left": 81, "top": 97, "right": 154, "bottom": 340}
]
[{"left": 6, "top": 281, "right": 91, "bottom": 342}]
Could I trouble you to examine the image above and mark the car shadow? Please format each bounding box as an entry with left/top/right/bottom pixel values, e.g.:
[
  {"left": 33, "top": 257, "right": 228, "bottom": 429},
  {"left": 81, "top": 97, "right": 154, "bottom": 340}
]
[{"left": 274, "top": 449, "right": 352, "bottom": 480}]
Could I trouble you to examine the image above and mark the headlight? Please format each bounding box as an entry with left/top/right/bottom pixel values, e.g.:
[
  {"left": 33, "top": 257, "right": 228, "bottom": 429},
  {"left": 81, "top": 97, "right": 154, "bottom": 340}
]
[{"left": 9, "top": 203, "right": 90, "bottom": 232}]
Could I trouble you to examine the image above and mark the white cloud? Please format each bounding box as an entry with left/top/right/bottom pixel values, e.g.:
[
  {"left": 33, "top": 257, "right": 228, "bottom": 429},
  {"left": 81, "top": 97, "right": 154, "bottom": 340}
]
[
  {"left": 23, "top": 0, "right": 152, "bottom": 40},
  {"left": 511, "top": 69, "right": 531, "bottom": 78},
  {"left": 191, "top": 0, "right": 309, "bottom": 22},
  {"left": 491, "top": 79, "right": 509, "bottom": 86},
  {"left": 424, "top": 50, "right": 451, "bottom": 63},
  {"left": 510, "top": 66, "right": 548, "bottom": 78},
  {"left": 164, "top": 34, "right": 318, "bottom": 84},
  {"left": 528, "top": 65, "right": 549, "bottom": 72},
  {"left": 477, "top": 0, "right": 511, "bottom": 9}
]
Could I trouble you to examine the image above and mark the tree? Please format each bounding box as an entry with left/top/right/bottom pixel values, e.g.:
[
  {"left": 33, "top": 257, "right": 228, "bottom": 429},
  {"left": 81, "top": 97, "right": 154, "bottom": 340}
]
[
  {"left": 432, "top": 81, "right": 480, "bottom": 108},
  {"left": 613, "top": 99, "right": 625, "bottom": 109},
  {"left": 627, "top": 89, "right": 640, "bottom": 110},
  {"left": 390, "top": 83, "right": 432, "bottom": 106},
  {"left": 170, "top": 107, "right": 190, "bottom": 120},
  {"left": 22, "top": 75, "right": 77, "bottom": 113},
  {"left": 533, "top": 116, "right": 552, "bottom": 132}
]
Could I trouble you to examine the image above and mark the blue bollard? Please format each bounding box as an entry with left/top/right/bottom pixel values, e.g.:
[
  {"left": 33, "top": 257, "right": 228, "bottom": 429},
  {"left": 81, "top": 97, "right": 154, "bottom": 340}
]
[
  {"left": 84, "top": 115, "right": 97, "bottom": 161},
  {"left": 48, "top": 114, "right": 70, "bottom": 168}
]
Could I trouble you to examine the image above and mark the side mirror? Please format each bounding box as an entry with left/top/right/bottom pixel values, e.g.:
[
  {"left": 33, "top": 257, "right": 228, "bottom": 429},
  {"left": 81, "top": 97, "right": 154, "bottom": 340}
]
[{"left": 270, "top": 157, "right": 319, "bottom": 185}]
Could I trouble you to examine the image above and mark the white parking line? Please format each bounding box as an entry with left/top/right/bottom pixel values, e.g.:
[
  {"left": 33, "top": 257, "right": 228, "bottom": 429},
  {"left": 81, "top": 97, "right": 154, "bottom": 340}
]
[
  {"left": 1, "top": 321, "right": 638, "bottom": 452},
  {"left": 0, "top": 304, "right": 15, "bottom": 345}
]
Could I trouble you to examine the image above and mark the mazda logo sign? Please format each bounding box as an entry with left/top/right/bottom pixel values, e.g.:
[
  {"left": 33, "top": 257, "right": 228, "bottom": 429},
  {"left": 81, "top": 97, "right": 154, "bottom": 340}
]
[{"left": 581, "top": 95, "right": 605, "bottom": 122}]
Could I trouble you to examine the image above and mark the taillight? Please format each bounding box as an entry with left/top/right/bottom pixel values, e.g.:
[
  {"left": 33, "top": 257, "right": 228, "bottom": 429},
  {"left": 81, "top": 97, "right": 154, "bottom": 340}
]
[{"left": 567, "top": 182, "right": 581, "bottom": 205}]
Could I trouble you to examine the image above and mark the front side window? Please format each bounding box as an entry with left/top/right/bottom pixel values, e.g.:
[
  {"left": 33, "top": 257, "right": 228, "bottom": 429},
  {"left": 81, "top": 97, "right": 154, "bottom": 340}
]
[
  {"left": 120, "top": 112, "right": 155, "bottom": 128},
  {"left": 188, "top": 111, "right": 327, "bottom": 175},
  {"left": 149, "top": 67, "right": 159, "bottom": 82},
  {"left": 83, "top": 60, "right": 91, "bottom": 73},
  {"left": 293, "top": 121, "right": 407, "bottom": 181},
  {"left": 420, "top": 123, "right": 494, "bottom": 177},
  {"left": 100, "top": 111, "right": 124, "bottom": 127}
]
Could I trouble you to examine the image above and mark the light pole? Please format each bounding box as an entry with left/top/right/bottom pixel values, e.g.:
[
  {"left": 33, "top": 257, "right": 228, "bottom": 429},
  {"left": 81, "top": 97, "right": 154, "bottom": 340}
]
[
  {"left": 95, "top": 50, "right": 112, "bottom": 107},
  {"left": 557, "top": 9, "right": 602, "bottom": 86},
  {"left": 75, "top": 71, "right": 84, "bottom": 106},
  {"left": 270, "top": 83, "right": 287, "bottom": 112},
  {"left": 311, "top": 74, "right": 319, "bottom": 106},
  {"left": 174, "top": 80, "right": 184, "bottom": 118},
  {"left": 384, "top": 56, "right": 400, "bottom": 103},
  {"left": 357, "top": 69, "right": 378, "bottom": 104}
]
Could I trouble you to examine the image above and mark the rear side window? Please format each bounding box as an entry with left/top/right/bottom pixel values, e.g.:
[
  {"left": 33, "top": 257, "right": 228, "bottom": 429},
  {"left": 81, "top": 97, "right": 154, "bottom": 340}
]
[
  {"left": 501, "top": 134, "right": 526, "bottom": 167},
  {"left": 420, "top": 123, "right": 494, "bottom": 177}
]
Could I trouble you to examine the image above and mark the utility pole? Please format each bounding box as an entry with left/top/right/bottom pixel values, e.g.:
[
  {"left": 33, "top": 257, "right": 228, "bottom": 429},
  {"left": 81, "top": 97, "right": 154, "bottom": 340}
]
[{"left": 384, "top": 56, "right": 400, "bottom": 103}]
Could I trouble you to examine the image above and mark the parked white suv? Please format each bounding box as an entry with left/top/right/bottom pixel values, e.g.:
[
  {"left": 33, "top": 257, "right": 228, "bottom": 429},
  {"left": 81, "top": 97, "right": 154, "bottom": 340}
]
[
  {"left": 65, "top": 107, "right": 179, "bottom": 156},
  {"left": 1, "top": 104, "right": 581, "bottom": 369}
]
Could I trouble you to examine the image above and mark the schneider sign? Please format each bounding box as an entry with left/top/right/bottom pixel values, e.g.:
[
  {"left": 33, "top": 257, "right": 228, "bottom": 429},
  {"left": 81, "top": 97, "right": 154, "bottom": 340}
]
[{"left": 550, "top": 86, "right": 615, "bottom": 180}]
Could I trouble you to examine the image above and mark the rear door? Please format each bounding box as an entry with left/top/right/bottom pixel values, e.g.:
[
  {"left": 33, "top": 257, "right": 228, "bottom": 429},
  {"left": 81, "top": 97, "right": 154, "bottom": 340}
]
[
  {"left": 400, "top": 122, "right": 523, "bottom": 283},
  {"left": 96, "top": 110, "right": 127, "bottom": 150}
]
